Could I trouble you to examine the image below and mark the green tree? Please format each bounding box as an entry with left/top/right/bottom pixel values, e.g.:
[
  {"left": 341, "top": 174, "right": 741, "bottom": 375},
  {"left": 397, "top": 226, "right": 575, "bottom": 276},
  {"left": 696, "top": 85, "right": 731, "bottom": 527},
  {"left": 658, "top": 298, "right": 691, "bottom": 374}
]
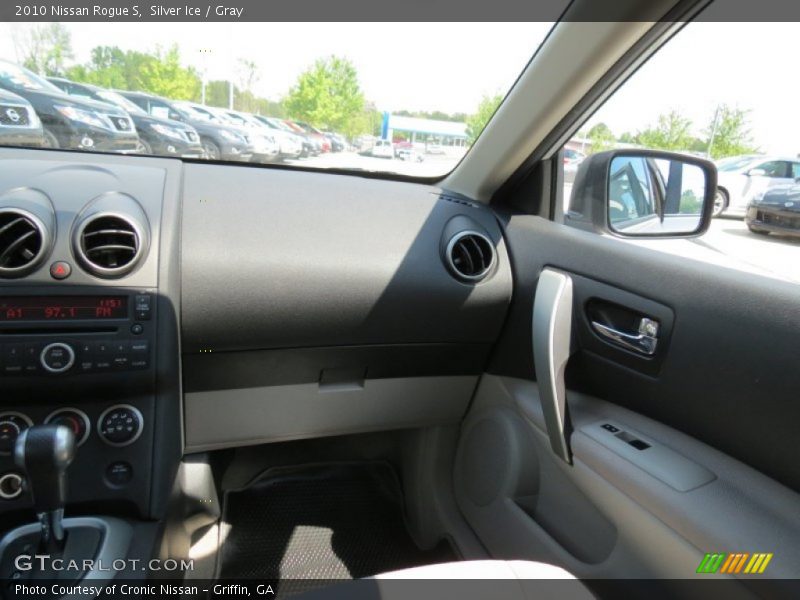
[
  {"left": 138, "top": 46, "right": 201, "bottom": 100},
  {"left": 466, "top": 93, "right": 503, "bottom": 145},
  {"left": 283, "top": 56, "right": 366, "bottom": 135},
  {"left": 587, "top": 122, "right": 616, "bottom": 152},
  {"left": 705, "top": 104, "right": 759, "bottom": 159},
  {"left": 66, "top": 45, "right": 200, "bottom": 100},
  {"left": 16, "top": 23, "right": 73, "bottom": 76},
  {"left": 635, "top": 110, "right": 692, "bottom": 151}
]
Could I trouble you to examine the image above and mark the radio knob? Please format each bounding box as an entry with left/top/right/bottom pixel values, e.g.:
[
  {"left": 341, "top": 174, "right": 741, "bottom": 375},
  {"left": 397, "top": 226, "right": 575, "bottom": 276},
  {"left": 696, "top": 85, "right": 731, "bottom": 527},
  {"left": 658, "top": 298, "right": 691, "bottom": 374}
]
[{"left": 40, "top": 343, "right": 76, "bottom": 374}]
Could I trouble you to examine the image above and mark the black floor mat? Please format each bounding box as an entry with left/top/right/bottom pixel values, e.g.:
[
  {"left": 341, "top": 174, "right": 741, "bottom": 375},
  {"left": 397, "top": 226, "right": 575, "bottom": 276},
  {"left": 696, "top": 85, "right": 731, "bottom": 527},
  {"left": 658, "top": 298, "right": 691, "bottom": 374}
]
[{"left": 218, "top": 462, "right": 455, "bottom": 581}]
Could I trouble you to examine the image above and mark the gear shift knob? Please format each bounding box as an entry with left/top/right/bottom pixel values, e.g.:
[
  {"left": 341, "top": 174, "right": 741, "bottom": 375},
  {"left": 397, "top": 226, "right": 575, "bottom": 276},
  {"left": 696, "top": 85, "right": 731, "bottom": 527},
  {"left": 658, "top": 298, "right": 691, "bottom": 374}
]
[{"left": 14, "top": 424, "right": 75, "bottom": 549}]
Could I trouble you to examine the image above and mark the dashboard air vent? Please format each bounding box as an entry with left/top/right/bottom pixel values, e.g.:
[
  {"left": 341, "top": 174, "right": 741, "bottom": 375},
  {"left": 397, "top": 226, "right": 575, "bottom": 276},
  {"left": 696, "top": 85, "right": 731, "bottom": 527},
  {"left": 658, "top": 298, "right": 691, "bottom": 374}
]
[
  {"left": 0, "top": 209, "right": 46, "bottom": 278},
  {"left": 77, "top": 215, "right": 141, "bottom": 277},
  {"left": 446, "top": 231, "right": 495, "bottom": 282}
]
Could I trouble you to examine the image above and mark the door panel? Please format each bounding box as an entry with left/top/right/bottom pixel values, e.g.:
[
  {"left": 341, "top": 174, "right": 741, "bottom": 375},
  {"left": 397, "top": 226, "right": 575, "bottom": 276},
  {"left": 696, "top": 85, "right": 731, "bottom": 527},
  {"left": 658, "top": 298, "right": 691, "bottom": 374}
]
[
  {"left": 455, "top": 212, "right": 800, "bottom": 587},
  {"left": 488, "top": 215, "right": 800, "bottom": 492},
  {"left": 454, "top": 374, "right": 800, "bottom": 590}
]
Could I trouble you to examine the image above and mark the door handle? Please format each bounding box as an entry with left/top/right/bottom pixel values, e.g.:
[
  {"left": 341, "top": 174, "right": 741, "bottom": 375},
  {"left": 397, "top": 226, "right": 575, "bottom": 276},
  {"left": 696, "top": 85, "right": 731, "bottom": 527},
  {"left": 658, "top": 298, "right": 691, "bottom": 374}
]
[
  {"left": 533, "top": 269, "right": 575, "bottom": 464},
  {"left": 591, "top": 317, "right": 659, "bottom": 356}
]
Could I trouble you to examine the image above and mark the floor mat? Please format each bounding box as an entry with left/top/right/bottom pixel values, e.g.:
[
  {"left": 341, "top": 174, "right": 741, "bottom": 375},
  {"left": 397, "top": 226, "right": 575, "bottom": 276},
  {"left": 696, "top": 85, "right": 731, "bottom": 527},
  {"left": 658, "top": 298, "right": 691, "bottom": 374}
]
[{"left": 218, "top": 462, "right": 456, "bottom": 581}]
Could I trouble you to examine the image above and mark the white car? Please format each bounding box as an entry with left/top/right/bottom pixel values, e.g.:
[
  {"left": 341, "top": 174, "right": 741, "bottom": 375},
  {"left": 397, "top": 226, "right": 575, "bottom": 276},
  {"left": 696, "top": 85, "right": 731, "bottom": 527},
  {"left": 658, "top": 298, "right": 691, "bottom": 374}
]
[
  {"left": 370, "top": 139, "right": 394, "bottom": 159},
  {"left": 714, "top": 155, "right": 800, "bottom": 217},
  {"left": 221, "top": 110, "right": 303, "bottom": 160}
]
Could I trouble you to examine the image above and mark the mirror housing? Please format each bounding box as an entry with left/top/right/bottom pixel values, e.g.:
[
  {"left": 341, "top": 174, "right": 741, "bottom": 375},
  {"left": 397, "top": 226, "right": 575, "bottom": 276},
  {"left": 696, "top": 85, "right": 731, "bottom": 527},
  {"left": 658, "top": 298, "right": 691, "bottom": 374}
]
[{"left": 566, "top": 149, "right": 717, "bottom": 238}]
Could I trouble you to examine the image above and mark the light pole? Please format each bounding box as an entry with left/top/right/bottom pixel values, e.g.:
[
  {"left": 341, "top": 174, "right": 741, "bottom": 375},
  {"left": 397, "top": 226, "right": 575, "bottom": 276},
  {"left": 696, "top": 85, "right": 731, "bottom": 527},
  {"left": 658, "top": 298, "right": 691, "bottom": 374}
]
[{"left": 706, "top": 105, "right": 721, "bottom": 159}]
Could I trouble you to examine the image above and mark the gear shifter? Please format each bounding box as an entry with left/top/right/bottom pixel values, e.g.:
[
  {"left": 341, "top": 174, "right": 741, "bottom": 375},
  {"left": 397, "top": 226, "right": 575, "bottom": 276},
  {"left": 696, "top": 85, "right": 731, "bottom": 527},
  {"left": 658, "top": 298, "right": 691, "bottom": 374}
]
[{"left": 14, "top": 424, "right": 75, "bottom": 551}]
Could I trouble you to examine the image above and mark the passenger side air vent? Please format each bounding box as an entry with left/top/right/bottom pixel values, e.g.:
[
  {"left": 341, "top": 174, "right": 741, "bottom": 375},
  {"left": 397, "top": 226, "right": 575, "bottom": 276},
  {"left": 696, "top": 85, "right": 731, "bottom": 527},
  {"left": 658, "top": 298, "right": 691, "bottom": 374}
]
[
  {"left": 76, "top": 215, "right": 142, "bottom": 278},
  {"left": 445, "top": 231, "right": 495, "bottom": 282},
  {"left": 0, "top": 208, "right": 47, "bottom": 278}
]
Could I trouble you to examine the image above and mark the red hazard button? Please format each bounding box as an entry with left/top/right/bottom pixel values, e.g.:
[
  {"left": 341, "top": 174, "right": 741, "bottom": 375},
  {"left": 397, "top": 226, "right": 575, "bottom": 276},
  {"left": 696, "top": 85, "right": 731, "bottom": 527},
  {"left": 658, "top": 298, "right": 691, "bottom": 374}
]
[{"left": 49, "top": 261, "right": 72, "bottom": 280}]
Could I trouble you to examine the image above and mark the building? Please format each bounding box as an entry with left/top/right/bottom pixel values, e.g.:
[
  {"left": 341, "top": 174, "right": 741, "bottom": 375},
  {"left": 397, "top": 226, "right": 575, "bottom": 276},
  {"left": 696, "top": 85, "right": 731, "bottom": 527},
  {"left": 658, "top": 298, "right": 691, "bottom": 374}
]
[{"left": 381, "top": 113, "right": 468, "bottom": 148}]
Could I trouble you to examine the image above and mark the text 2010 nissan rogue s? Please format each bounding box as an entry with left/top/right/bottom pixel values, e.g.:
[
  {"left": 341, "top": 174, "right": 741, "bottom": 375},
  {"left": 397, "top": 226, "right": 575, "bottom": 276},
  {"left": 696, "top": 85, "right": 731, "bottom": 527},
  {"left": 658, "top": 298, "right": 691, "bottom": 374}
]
[{"left": 0, "top": 60, "right": 139, "bottom": 153}]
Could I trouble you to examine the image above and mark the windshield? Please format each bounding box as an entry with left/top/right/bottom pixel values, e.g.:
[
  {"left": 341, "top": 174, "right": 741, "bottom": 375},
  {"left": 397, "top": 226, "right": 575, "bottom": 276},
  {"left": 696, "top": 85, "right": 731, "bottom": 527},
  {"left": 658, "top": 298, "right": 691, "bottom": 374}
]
[
  {"left": 717, "top": 156, "right": 759, "bottom": 172},
  {"left": 96, "top": 90, "right": 146, "bottom": 116},
  {"left": 0, "top": 22, "right": 550, "bottom": 175},
  {"left": 0, "top": 60, "right": 65, "bottom": 94}
]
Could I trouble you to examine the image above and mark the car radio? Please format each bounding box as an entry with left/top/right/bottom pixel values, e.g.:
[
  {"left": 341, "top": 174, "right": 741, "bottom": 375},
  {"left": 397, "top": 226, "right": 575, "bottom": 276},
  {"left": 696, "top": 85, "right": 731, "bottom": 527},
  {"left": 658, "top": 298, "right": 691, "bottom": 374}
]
[{"left": 0, "top": 289, "right": 155, "bottom": 379}]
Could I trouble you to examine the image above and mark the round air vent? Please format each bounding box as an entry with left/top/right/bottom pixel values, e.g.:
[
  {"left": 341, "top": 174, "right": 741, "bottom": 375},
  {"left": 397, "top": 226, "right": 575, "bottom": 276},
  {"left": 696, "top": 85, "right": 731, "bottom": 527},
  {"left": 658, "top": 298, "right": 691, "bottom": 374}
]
[
  {"left": 0, "top": 208, "right": 48, "bottom": 278},
  {"left": 75, "top": 214, "right": 143, "bottom": 278},
  {"left": 445, "top": 231, "right": 495, "bottom": 282}
]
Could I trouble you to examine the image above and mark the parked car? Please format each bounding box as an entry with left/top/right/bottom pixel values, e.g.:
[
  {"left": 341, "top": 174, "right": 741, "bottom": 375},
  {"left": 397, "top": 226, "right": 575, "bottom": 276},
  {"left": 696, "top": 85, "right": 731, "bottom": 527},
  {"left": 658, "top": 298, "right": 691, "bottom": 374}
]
[
  {"left": 713, "top": 155, "right": 800, "bottom": 217},
  {"left": 563, "top": 147, "right": 586, "bottom": 183},
  {"left": 182, "top": 103, "right": 278, "bottom": 164},
  {"left": 0, "top": 88, "right": 44, "bottom": 148},
  {"left": 46, "top": 78, "right": 204, "bottom": 158},
  {"left": 212, "top": 108, "right": 301, "bottom": 161},
  {"left": 369, "top": 139, "right": 394, "bottom": 159},
  {"left": 282, "top": 120, "right": 321, "bottom": 156},
  {"left": 0, "top": 60, "right": 138, "bottom": 153},
  {"left": 323, "top": 132, "right": 346, "bottom": 152},
  {"left": 745, "top": 183, "right": 800, "bottom": 237},
  {"left": 426, "top": 142, "right": 445, "bottom": 155},
  {"left": 249, "top": 115, "right": 304, "bottom": 159},
  {"left": 119, "top": 91, "right": 252, "bottom": 162},
  {"left": 290, "top": 120, "right": 331, "bottom": 153}
]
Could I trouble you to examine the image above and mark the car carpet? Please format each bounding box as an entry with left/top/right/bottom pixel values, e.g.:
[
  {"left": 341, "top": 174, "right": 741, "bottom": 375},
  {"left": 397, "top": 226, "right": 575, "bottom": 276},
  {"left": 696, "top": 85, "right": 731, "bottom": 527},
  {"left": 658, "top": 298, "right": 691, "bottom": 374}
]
[{"left": 217, "top": 462, "right": 455, "bottom": 591}]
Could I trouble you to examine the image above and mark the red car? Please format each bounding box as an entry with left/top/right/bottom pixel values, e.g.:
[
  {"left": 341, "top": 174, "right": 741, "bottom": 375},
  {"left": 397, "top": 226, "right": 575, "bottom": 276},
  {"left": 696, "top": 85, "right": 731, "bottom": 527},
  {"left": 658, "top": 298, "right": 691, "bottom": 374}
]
[{"left": 290, "top": 120, "right": 331, "bottom": 153}]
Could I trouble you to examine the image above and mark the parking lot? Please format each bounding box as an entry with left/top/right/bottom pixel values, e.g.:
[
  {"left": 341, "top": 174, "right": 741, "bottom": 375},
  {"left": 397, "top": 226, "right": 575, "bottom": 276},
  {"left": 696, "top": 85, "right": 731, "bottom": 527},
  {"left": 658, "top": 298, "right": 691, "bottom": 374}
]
[{"left": 624, "top": 218, "right": 800, "bottom": 284}]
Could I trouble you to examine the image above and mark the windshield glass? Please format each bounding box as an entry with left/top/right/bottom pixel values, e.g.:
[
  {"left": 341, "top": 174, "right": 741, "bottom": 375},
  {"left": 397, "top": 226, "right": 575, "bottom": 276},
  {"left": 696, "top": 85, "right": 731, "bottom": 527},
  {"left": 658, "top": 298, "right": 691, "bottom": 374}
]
[
  {"left": 717, "top": 156, "right": 759, "bottom": 172},
  {"left": 0, "top": 60, "right": 64, "bottom": 94},
  {"left": 96, "top": 90, "right": 146, "bottom": 115},
  {"left": 0, "top": 22, "right": 551, "bottom": 176}
]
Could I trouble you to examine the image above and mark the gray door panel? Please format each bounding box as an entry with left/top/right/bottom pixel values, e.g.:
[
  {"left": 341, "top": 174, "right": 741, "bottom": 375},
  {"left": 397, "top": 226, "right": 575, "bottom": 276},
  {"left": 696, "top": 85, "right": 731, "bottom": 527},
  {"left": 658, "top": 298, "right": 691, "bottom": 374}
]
[{"left": 454, "top": 375, "right": 800, "bottom": 591}]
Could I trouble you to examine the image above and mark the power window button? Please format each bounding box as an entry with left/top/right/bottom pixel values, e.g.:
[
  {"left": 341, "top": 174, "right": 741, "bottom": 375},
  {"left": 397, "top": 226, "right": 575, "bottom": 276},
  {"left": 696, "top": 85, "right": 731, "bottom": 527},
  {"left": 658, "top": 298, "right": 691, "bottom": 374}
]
[{"left": 602, "top": 423, "right": 620, "bottom": 433}]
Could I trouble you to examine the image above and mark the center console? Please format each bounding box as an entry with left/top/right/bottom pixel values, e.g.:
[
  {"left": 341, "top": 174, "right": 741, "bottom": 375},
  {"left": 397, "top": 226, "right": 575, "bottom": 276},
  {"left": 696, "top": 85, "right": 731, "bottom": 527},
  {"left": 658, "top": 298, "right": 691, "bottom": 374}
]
[
  {"left": 0, "top": 151, "right": 183, "bottom": 541},
  {"left": 0, "top": 287, "right": 157, "bottom": 519}
]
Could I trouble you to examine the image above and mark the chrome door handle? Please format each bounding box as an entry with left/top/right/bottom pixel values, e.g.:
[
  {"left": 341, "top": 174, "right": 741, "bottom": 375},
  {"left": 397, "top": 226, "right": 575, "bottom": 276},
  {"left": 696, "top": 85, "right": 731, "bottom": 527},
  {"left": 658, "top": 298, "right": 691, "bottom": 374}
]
[{"left": 591, "top": 318, "right": 659, "bottom": 356}]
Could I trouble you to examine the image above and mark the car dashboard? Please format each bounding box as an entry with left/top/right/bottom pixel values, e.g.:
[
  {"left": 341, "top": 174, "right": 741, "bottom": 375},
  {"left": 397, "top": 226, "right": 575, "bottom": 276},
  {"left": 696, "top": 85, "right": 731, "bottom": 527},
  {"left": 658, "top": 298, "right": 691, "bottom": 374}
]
[{"left": 0, "top": 148, "right": 512, "bottom": 525}]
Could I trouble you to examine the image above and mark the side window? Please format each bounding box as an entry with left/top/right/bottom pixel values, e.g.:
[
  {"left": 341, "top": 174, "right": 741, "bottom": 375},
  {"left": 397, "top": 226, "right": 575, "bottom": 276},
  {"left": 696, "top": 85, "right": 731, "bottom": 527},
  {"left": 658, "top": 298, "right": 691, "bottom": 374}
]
[
  {"left": 755, "top": 161, "right": 789, "bottom": 178},
  {"left": 148, "top": 100, "right": 171, "bottom": 120},
  {"left": 561, "top": 22, "right": 799, "bottom": 285}
]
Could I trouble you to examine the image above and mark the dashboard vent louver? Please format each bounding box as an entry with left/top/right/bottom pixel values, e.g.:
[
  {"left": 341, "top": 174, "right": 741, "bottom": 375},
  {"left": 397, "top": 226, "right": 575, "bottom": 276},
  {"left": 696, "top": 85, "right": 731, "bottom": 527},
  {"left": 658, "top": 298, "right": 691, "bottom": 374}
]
[
  {"left": 77, "top": 215, "right": 141, "bottom": 277},
  {"left": 0, "top": 209, "right": 46, "bottom": 278},
  {"left": 446, "top": 231, "right": 495, "bottom": 282}
]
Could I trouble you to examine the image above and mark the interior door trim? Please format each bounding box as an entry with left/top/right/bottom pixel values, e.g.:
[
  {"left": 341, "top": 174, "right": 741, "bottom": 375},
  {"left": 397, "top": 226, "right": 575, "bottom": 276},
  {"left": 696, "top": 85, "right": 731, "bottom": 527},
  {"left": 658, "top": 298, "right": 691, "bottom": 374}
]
[{"left": 532, "top": 268, "right": 574, "bottom": 463}]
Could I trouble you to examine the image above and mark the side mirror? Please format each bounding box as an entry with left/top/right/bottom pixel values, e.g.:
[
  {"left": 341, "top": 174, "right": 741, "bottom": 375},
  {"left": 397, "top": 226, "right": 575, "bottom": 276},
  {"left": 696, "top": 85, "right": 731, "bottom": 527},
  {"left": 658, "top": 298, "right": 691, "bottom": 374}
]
[
  {"left": 746, "top": 168, "right": 767, "bottom": 177},
  {"left": 566, "top": 149, "right": 717, "bottom": 238}
]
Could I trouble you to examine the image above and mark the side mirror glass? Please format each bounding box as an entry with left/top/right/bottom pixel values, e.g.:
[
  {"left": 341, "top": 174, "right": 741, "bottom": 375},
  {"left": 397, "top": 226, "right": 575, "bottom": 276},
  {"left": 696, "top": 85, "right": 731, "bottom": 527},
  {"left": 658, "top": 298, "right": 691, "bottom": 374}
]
[
  {"left": 608, "top": 155, "right": 709, "bottom": 236},
  {"left": 567, "top": 149, "right": 717, "bottom": 238}
]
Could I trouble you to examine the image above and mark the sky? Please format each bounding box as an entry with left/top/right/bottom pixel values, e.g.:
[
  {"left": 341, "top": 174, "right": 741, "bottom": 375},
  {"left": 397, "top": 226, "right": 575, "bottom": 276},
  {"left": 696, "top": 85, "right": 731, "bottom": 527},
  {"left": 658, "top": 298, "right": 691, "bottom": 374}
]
[
  {"left": 0, "top": 22, "right": 798, "bottom": 154},
  {"left": 0, "top": 22, "right": 551, "bottom": 115}
]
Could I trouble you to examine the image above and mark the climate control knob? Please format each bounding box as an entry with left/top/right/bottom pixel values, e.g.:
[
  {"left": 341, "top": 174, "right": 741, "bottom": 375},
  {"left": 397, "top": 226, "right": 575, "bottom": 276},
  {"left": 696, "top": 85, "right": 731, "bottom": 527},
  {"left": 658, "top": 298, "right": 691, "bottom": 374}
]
[
  {"left": 0, "top": 413, "right": 33, "bottom": 455},
  {"left": 97, "top": 405, "right": 143, "bottom": 447},
  {"left": 40, "top": 343, "right": 75, "bottom": 373}
]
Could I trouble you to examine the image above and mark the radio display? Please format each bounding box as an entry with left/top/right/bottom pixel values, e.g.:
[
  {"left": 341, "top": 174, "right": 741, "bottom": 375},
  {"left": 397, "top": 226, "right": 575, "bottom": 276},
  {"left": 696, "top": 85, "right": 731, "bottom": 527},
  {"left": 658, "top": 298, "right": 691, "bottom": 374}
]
[{"left": 0, "top": 296, "right": 128, "bottom": 321}]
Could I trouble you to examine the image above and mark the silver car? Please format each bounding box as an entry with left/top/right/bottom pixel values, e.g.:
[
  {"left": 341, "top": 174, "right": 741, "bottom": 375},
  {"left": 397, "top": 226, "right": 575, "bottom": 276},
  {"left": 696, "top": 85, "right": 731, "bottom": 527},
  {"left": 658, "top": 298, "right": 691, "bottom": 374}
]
[{"left": 714, "top": 155, "right": 800, "bottom": 217}]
